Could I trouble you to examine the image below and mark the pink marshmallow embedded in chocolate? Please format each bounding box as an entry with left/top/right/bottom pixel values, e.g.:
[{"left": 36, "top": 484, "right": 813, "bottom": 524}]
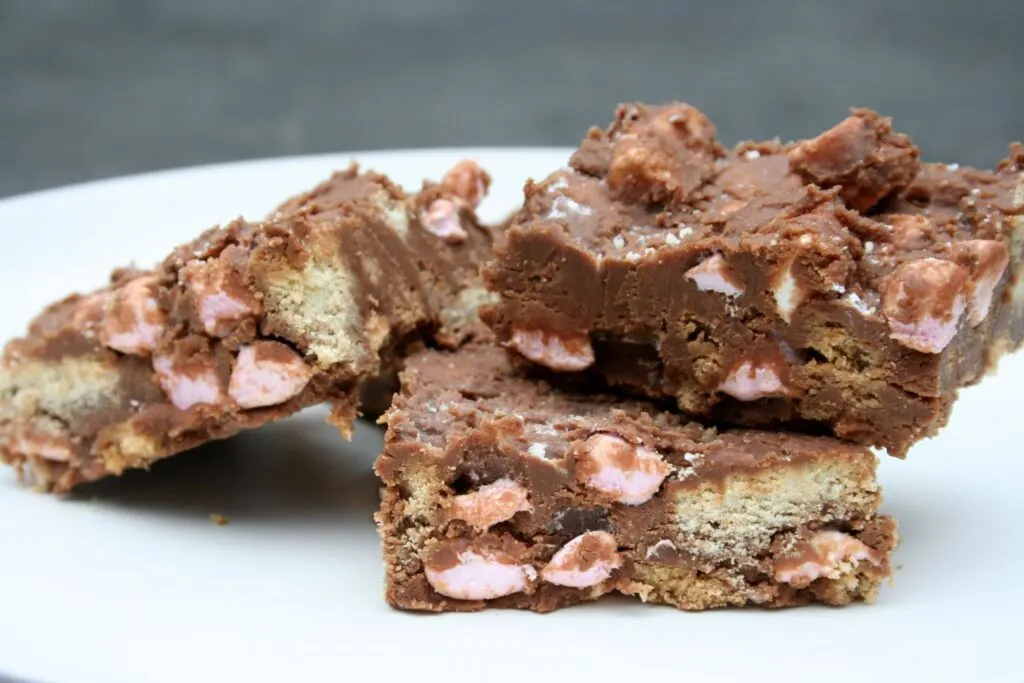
[
  {"left": 541, "top": 530, "right": 622, "bottom": 588},
  {"left": 424, "top": 547, "right": 537, "bottom": 601},
  {"left": 441, "top": 160, "right": 491, "bottom": 208},
  {"left": 953, "top": 239, "right": 1010, "bottom": 327},
  {"left": 153, "top": 354, "right": 225, "bottom": 411},
  {"left": 182, "top": 258, "right": 254, "bottom": 336},
  {"left": 685, "top": 254, "right": 743, "bottom": 297},
  {"left": 887, "top": 306, "right": 965, "bottom": 353},
  {"left": 882, "top": 258, "right": 968, "bottom": 353},
  {"left": 575, "top": 433, "right": 671, "bottom": 505},
  {"left": 420, "top": 199, "right": 468, "bottom": 244},
  {"left": 448, "top": 478, "right": 532, "bottom": 531},
  {"left": 774, "top": 530, "right": 878, "bottom": 587},
  {"left": 509, "top": 327, "right": 595, "bottom": 372},
  {"left": 99, "top": 276, "right": 167, "bottom": 355},
  {"left": 718, "top": 360, "right": 787, "bottom": 401},
  {"left": 228, "top": 341, "right": 312, "bottom": 409}
]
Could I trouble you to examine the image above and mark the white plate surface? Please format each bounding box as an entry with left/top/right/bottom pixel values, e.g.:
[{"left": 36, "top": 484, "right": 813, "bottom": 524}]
[{"left": 0, "top": 149, "right": 1021, "bottom": 683}]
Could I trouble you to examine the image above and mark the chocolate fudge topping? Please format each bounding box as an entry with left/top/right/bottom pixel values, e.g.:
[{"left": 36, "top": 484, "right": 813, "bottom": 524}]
[{"left": 484, "top": 102, "right": 1024, "bottom": 455}]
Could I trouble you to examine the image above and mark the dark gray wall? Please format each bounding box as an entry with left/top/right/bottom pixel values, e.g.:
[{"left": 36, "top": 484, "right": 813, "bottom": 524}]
[{"left": 1, "top": 0, "right": 1021, "bottom": 198}]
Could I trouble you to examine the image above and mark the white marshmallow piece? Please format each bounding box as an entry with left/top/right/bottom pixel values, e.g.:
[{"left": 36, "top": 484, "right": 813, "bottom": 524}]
[
  {"left": 546, "top": 195, "right": 593, "bottom": 220},
  {"left": 685, "top": 254, "right": 743, "bottom": 297},
  {"left": 772, "top": 261, "right": 804, "bottom": 323},
  {"left": 644, "top": 539, "right": 679, "bottom": 561},
  {"left": 970, "top": 273, "right": 1003, "bottom": 326}
]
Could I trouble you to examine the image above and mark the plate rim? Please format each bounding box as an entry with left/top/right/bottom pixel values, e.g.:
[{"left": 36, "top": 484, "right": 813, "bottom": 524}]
[{"left": 0, "top": 145, "right": 578, "bottom": 207}]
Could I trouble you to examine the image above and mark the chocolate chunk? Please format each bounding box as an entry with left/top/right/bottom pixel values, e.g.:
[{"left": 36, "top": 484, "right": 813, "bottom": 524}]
[{"left": 788, "top": 108, "right": 920, "bottom": 212}]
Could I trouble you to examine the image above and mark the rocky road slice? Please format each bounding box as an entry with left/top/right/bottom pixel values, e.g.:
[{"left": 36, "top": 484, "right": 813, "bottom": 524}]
[
  {"left": 376, "top": 343, "right": 896, "bottom": 612},
  {"left": 0, "top": 161, "right": 496, "bottom": 492},
  {"left": 485, "top": 102, "right": 1024, "bottom": 455}
]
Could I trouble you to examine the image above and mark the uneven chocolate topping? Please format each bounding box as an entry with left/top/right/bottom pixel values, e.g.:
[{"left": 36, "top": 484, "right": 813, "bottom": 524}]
[
  {"left": 485, "top": 102, "right": 1024, "bottom": 455},
  {"left": 787, "top": 108, "right": 920, "bottom": 212}
]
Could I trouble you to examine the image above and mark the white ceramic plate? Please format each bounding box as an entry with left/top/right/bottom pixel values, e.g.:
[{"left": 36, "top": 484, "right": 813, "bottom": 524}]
[{"left": 1, "top": 149, "right": 1021, "bottom": 683}]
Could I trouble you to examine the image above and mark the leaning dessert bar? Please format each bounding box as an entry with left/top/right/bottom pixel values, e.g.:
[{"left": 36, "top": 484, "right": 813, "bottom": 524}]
[
  {"left": 0, "top": 161, "right": 496, "bottom": 491},
  {"left": 376, "top": 344, "right": 896, "bottom": 612},
  {"left": 485, "top": 104, "right": 1024, "bottom": 455}
]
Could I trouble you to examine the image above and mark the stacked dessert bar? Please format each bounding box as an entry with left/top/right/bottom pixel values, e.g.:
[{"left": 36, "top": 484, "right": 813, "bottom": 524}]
[
  {"left": 1, "top": 103, "right": 1021, "bottom": 613},
  {"left": 377, "top": 104, "right": 1022, "bottom": 611}
]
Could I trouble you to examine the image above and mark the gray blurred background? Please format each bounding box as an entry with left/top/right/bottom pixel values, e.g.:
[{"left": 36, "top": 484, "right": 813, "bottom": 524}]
[{"left": 1, "top": 0, "right": 1022, "bottom": 199}]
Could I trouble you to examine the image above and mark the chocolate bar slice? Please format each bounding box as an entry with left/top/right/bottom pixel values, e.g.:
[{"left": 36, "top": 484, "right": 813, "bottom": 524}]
[
  {"left": 0, "top": 161, "right": 495, "bottom": 491},
  {"left": 376, "top": 344, "right": 896, "bottom": 612},
  {"left": 484, "top": 103, "right": 1024, "bottom": 455}
]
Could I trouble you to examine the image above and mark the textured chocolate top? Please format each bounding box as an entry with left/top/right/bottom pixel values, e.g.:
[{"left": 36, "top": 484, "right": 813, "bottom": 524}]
[
  {"left": 7, "top": 166, "right": 492, "bottom": 369},
  {"left": 503, "top": 103, "right": 1021, "bottom": 325},
  {"left": 379, "top": 343, "right": 871, "bottom": 487},
  {"left": 484, "top": 103, "right": 1022, "bottom": 456}
]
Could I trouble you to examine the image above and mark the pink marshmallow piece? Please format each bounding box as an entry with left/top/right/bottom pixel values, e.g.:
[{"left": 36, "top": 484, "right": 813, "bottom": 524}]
[
  {"left": 183, "top": 259, "right": 254, "bottom": 336},
  {"left": 228, "top": 342, "right": 312, "bottom": 409},
  {"left": 888, "top": 295, "right": 966, "bottom": 353},
  {"left": 577, "top": 433, "right": 671, "bottom": 505},
  {"left": 420, "top": 199, "right": 468, "bottom": 244},
  {"left": 959, "top": 240, "right": 1010, "bottom": 327},
  {"left": 775, "top": 530, "right": 877, "bottom": 586},
  {"left": 99, "top": 276, "right": 166, "bottom": 355},
  {"left": 441, "top": 159, "right": 490, "bottom": 208},
  {"left": 541, "top": 531, "right": 622, "bottom": 588},
  {"left": 425, "top": 550, "right": 536, "bottom": 601},
  {"left": 448, "top": 478, "right": 532, "bottom": 531},
  {"left": 153, "top": 355, "right": 225, "bottom": 411},
  {"left": 509, "top": 328, "right": 595, "bottom": 372},
  {"left": 718, "top": 361, "right": 787, "bottom": 401}
]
